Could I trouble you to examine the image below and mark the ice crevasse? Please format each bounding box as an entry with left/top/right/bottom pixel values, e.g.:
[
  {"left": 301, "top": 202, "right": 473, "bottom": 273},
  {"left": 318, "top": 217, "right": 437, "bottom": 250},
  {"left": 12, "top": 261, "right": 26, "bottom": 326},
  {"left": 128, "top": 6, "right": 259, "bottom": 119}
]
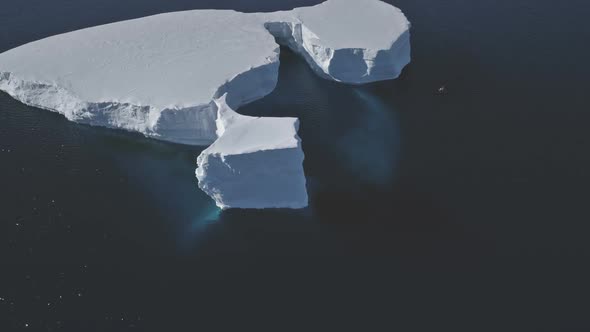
[{"left": 0, "top": 0, "right": 411, "bottom": 209}]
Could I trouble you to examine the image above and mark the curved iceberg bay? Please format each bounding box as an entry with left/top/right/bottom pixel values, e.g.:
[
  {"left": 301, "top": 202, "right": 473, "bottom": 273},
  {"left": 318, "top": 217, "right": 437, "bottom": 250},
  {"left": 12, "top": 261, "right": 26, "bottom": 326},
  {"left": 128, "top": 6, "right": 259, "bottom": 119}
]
[{"left": 0, "top": 0, "right": 411, "bottom": 209}]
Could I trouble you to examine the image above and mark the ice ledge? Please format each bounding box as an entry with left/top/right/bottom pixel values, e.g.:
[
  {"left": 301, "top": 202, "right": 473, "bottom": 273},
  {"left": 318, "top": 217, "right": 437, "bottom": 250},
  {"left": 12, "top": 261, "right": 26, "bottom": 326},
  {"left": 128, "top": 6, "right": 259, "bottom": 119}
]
[{"left": 196, "top": 95, "right": 308, "bottom": 209}]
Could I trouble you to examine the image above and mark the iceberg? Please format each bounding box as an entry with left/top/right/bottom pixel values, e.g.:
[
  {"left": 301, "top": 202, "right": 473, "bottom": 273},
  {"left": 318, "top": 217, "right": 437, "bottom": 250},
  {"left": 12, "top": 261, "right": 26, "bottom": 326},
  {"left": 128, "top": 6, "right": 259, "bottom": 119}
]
[{"left": 0, "top": 0, "right": 411, "bottom": 209}]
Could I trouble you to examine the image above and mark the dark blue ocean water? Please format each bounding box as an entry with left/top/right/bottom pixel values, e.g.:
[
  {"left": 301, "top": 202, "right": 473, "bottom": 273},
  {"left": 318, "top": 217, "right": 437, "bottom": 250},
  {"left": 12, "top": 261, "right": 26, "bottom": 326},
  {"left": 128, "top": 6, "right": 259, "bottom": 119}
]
[{"left": 1, "top": 0, "right": 590, "bottom": 330}]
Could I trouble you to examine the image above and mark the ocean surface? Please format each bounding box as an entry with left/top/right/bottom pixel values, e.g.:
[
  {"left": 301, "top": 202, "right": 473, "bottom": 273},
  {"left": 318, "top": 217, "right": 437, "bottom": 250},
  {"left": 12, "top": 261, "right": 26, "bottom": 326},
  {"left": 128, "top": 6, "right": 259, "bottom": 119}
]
[{"left": 1, "top": 0, "right": 590, "bottom": 330}]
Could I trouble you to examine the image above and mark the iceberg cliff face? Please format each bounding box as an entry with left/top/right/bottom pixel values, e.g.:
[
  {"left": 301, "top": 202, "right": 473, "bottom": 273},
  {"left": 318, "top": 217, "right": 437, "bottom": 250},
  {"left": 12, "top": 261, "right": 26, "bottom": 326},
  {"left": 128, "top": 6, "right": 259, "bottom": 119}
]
[
  {"left": 196, "top": 96, "right": 308, "bottom": 209},
  {"left": 265, "top": 0, "right": 410, "bottom": 84},
  {"left": 0, "top": 0, "right": 411, "bottom": 209}
]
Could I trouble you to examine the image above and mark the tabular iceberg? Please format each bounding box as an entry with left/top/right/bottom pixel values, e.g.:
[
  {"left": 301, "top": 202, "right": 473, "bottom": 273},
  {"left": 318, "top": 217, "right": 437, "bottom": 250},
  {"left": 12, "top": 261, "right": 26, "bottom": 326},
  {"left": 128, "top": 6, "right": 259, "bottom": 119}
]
[{"left": 0, "top": 0, "right": 411, "bottom": 209}]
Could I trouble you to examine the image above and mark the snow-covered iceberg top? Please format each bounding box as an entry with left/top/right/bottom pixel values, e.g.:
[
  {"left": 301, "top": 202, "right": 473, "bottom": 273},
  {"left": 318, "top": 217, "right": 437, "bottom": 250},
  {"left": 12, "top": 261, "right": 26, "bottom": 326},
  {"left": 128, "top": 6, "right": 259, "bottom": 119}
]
[{"left": 0, "top": 0, "right": 411, "bottom": 209}]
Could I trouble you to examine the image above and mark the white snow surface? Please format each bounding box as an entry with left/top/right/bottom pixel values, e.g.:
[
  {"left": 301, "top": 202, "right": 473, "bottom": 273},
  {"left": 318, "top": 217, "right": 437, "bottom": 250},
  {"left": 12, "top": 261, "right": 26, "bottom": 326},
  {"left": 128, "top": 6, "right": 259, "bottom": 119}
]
[{"left": 0, "top": 0, "right": 411, "bottom": 209}]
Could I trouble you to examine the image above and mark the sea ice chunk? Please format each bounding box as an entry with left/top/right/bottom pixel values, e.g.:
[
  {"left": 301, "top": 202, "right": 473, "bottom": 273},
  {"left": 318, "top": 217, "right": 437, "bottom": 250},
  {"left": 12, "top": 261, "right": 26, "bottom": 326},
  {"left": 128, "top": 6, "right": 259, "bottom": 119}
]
[{"left": 196, "top": 95, "right": 308, "bottom": 209}]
